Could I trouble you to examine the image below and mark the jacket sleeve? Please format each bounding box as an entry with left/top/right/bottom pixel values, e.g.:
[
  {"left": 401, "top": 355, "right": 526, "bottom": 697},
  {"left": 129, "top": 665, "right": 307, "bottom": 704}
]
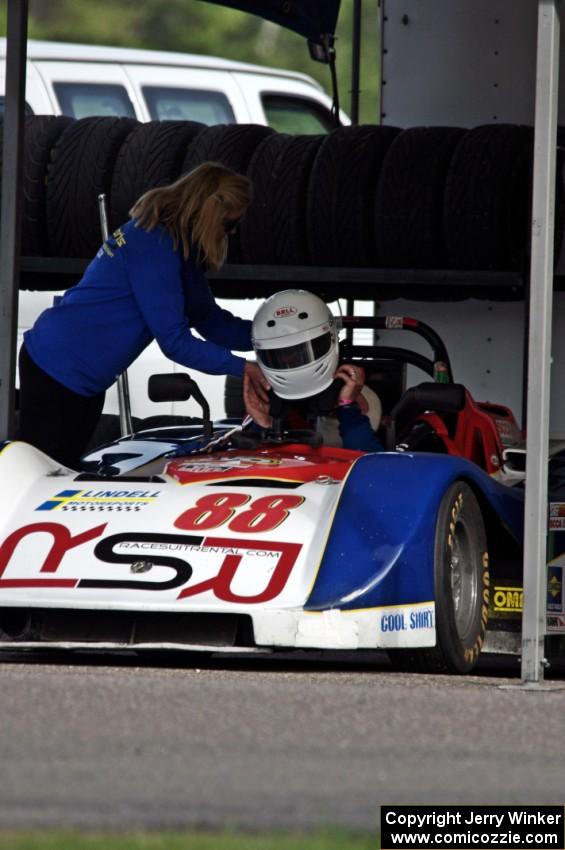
[
  {"left": 337, "top": 404, "right": 384, "bottom": 452},
  {"left": 126, "top": 228, "right": 247, "bottom": 376},
  {"left": 192, "top": 294, "right": 253, "bottom": 352}
]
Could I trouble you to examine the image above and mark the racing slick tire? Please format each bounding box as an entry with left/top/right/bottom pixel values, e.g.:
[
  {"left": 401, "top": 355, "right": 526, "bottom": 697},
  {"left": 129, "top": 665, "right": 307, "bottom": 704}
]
[
  {"left": 20, "top": 115, "right": 74, "bottom": 258},
  {"left": 375, "top": 126, "right": 465, "bottom": 268},
  {"left": 109, "top": 120, "right": 205, "bottom": 231},
  {"left": 388, "top": 480, "right": 489, "bottom": 674},
  {"left": 46, "top": 116, "right": 139, "bottom": 258},
  {"left": 182, "top": 124, "right": 275, "bottom": 263},
  {"left": 240, "top": 133, "right": 325, "bottom": 265},
  {"left": 443, "top": 124, "right": 565, "bottom": 270},
  {"left": 306, "top": 124, "right": 400, "bottom": 267}
]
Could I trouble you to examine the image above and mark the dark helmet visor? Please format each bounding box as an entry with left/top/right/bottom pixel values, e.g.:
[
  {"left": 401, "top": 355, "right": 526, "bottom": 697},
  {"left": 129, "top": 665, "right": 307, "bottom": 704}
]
[{"left": 256, "top": 332, "right": 332, "bottom": 370}]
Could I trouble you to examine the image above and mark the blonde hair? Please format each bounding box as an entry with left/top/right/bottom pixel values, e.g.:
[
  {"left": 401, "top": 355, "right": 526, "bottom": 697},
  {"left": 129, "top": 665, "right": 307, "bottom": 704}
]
[{"left": 129, "top": 161, "right": 252, "bottom": 269}]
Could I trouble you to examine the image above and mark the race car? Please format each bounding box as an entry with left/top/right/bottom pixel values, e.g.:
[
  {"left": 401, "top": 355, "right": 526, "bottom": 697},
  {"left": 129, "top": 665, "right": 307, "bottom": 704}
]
[{"left": 0, "top": 316, "right": 536, "bottom": 673}]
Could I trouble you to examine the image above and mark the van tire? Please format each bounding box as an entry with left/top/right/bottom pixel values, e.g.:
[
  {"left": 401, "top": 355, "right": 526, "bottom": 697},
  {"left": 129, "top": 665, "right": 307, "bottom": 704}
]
[
  {"left": 21, "top": 115, "right": 74, "bottom": 257},
  {"left": 182, "top": 124, "right": 274, "bottom": 263},
  {"left": 241, "top": 133, "right": 324, "bottom": 265},
  {"left": 46, "top": 116, "right": 138, "bottom": 258},
  {"left": 307, "top": 125, "right": 400, "bottom": 267},
  {"left": 444, "top": 124, "right": 537, "bottom": 270},
  {"left": 375, "top": 126, "right": 465, "bottom": 268},
  {"left": 110, "top": 120, "right": 205, "bottom": 230}
]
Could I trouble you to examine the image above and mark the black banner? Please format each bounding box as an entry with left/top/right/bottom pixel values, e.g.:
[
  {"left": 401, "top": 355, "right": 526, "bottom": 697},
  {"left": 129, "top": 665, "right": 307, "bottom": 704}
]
[{"left": 381, "top": 806, "right": 565, "bottom": 850}]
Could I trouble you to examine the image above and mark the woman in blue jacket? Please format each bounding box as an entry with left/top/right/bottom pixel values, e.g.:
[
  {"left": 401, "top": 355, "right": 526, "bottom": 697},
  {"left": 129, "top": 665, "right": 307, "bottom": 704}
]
[{"left": 18, "top": 162, "right": 269, "bottom": 467}]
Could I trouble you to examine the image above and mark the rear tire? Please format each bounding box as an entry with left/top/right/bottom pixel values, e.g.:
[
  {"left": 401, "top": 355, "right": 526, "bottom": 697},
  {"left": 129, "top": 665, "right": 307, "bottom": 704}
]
[{"left": 388, "top": 481, "right": 489, "bottom": 673}]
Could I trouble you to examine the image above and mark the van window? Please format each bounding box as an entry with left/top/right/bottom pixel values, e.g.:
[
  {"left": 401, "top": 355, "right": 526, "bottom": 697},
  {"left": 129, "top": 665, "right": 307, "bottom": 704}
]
[
  {"left": 53, "top": 83, "right": 137, "bottom": 118},
  {"left": 142, "top": 86, "right": 236, "bottom": 125},
  {"left": 262, "top": 95, "right": 333, "bottom": 134}
]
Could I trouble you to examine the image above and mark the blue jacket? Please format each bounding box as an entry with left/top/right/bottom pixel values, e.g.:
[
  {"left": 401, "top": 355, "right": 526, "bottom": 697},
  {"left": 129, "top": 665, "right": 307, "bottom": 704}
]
[
  {"left": 25, "top": 221, "right": 252, "bottom": 396},
  {"left": 336, "top": 403, "right": 384, "bottom": 452}
]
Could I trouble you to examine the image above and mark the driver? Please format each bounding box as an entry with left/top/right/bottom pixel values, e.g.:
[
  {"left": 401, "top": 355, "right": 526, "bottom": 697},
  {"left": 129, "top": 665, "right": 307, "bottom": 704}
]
[{"left": 244, "top": 289, "right": 384, "bottom": 452}]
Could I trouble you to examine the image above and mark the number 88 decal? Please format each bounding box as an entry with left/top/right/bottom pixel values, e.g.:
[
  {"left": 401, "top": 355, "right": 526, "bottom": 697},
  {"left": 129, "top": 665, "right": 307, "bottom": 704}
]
[{"left": 174, "top": 492, "right": 304, "bottom": 534}]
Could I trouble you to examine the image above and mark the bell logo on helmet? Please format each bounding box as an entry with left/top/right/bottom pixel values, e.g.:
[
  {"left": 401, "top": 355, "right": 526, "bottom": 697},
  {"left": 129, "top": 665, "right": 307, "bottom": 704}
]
[{"left": 274, "top": 306, "right": 297, "bottom": 318}]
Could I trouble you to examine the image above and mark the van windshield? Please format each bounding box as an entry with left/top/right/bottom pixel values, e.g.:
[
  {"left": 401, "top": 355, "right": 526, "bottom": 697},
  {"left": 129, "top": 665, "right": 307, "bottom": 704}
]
[{"left": 142, "top": 86, "right": 236, "bottom": 125}]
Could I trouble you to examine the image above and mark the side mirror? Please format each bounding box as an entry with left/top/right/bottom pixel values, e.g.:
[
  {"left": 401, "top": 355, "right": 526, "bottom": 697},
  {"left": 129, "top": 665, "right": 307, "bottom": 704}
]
[
  {"left": 148, "top": 373, "right": 212, "bottom": 438},
  {"left": 502, "top": 447, "right": 526, "bottom": 480}
]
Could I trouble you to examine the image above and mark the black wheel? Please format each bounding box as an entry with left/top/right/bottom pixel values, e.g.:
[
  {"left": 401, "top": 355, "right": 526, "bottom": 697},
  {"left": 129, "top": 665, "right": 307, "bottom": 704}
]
[
  {"left": 388, "top": 481, "right": 489, "bottom": 674},
  {"left": 306, "top": 125, "right": 400, "bottom": 267},
  {"left": 46, "top": 116, "right": 139, "bottom": 257},
  {"left": 444, "top": 124, "right": 535, "bottom": 270},
  {"left": 181, "top": 123, "right": 274, "bottom": 175},
  {"left": 21, "top": 115, "right": 74, "bottom": 257},
  {"left": 181, "top": 124, "right": 275, "bottom": 263},
  {"left": 241, "top": 133, "right": 324, "bottom": 265},
  {"left": 109, "top": 120, "right": 205, "bottom": 230},
  {"left": 375, "top": 126, "right": 465, "bottom": 268}
]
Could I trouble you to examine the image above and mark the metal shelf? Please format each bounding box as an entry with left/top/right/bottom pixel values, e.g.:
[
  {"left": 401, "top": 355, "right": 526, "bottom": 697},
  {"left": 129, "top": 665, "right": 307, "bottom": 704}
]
[{"left": 19, "top": 256, "right": 532, "bottom": 301}]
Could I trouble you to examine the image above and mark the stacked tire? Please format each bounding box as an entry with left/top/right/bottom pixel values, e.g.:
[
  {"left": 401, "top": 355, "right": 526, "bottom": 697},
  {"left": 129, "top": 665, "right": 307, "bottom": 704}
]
[{"left": 13, "top": 117, "right": 565, "bottom": 283}]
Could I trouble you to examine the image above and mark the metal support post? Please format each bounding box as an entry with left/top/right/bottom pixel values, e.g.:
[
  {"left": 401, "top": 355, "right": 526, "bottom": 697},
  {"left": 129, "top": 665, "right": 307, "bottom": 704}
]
[
  {"left": 98, "top": 194, "right": 133, "bottom": 437},
  {"left": 0, "top": 0, "right": 28, "bottom": 441},
  {"left": 351, "top": 0, "right": 362, "bottom": 123},
  {"left": 521, "top": 0, "right": 561, "bottom": 682}
]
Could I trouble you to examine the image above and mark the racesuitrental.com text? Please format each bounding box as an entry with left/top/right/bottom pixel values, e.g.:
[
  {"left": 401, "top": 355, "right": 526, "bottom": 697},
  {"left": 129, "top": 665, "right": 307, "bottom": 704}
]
[{"left": 381, "top": 806, "right": 564, "bottom": 849}]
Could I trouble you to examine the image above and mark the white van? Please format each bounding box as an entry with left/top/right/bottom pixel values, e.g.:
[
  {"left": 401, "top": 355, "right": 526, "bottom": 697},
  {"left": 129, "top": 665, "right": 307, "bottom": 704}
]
[
  {"left": 0, "top": 39, "right": 337, "bottom": 133},
  {"left": 8, "top": 41, "right": 341, "bottom": 424}
]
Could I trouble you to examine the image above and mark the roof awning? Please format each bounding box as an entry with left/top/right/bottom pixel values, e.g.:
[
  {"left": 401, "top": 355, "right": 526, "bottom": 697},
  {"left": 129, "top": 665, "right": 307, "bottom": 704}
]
[{"left": 196, "top": 0, "right": 341, "bottom": 46}]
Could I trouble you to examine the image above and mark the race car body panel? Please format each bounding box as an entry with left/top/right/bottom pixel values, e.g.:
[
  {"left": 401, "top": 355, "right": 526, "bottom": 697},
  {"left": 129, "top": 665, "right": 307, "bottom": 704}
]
[
  {"left": 307, "top": 450, "right": 524, "bottom": 612},
  {"left": 0, "top": 437, "right": 524, "bottom": 652}
]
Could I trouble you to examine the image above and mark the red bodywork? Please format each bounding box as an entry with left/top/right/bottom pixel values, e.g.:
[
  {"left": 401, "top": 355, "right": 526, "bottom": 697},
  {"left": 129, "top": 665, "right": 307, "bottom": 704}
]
[{"left": 417, "top": 390, "right": 523, "bottom": 475}]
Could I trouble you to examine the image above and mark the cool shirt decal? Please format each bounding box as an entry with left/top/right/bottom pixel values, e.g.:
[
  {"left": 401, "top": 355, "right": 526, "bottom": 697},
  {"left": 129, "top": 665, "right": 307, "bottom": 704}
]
[
  {"left": 381, "top": 608, "right": 434, "bottom": 632},
  {"left": 0, "top": 522, "right": 301, "bottom": 603},
  {"left": 35, "top": 489, "right": 162, "bottom": 512}
]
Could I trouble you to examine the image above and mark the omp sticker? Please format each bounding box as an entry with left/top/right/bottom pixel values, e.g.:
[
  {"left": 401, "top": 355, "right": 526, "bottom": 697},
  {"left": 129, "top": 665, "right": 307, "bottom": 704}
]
[
  {"left": 35, "top": 489, "right": 162, "bottom": 512},
  {"left": 492, "top": 585, "right": 523, "bottom": 613}
]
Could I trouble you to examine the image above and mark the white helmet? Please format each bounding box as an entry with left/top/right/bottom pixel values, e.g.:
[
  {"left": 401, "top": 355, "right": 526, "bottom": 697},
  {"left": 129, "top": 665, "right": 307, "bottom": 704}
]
[{"left": 252, "top": 290, "right": 339, "bottom": 400}]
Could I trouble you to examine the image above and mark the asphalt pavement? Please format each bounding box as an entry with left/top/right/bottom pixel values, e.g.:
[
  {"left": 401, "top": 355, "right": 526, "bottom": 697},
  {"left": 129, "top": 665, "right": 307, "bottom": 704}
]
[{"left": 1, "top": 651, "right": 564, "bottom": 831}]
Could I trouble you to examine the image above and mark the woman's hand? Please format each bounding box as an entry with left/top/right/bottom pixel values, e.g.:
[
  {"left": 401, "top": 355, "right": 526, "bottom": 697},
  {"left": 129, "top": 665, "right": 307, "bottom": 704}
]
[
  {"left": 243, "top": 362, "right": 272, "bottom": 428},
  {"left": 335, "top": 364, "right": 365, "bottom": 404}
]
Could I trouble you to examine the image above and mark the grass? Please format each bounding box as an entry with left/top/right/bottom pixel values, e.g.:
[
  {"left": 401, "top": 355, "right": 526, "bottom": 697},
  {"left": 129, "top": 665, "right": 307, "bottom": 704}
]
[{"left": 0, "top": 829, "right": 378, "bottom": 850}]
